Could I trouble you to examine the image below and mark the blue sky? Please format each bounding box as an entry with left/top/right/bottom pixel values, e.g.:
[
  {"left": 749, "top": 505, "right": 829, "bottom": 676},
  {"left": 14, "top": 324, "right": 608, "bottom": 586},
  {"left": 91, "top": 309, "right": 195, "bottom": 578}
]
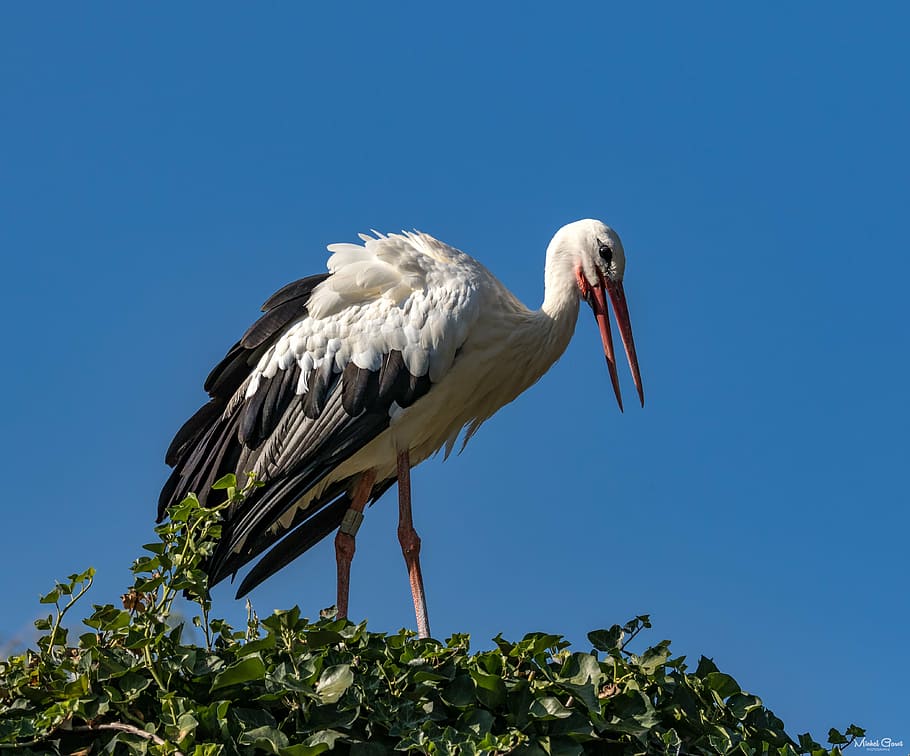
[{"left": 2, "top": 2, "right": 907, "bottom": 744}]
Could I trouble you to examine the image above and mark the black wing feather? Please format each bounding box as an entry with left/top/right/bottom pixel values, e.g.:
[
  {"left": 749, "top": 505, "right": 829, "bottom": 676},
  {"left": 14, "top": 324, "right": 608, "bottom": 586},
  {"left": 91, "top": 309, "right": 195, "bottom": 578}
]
[
  {"left": 204, "top": 342, "right": 252, "bottom": 396},
  {"left": 342, "top": 362, "right": 380, "bottom": 416},
  {"left": 261, "top": 363, "right": 299, "bottom": 442},
  {"left": 236, "top": 497, "right": 351, "bottom": 597},
  {"left": 241, "top": 299, "right": 311, "bottom": 350},
  {"left": 204, "top": 356, "right": 430, "bottom": 587},
  {"left": 260, "top": 273, "right": 332, "bottom": 311},
  {"left": 237, "top": 362, "right": 303, "bottom": 450},
  {"left": 160, "top": 263, "right": 437, "bottom": 593},
  {"left": 159, "top": 273, "right": 328, "bottom": 520},
  {"left": 204, "top": 274, "right": 330, "bottom": 396},
  {"left": 165, "top": 399, "right": 222, "bottom": 467},
  {"left": 205, "top": 393, "right": 394, "bottom": 583},
  {"left": 303, "top": 359, "right": 337, "bottom": 419},
  {"left": 238, "top": 380, "right": 270, "bottom": 448}
]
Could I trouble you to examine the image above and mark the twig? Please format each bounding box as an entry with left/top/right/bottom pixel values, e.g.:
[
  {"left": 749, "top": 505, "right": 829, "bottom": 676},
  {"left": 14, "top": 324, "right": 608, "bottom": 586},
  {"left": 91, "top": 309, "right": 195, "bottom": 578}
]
[
  {"left": 620, "top": 623, "right": 645, "bottom": 652},
  {"left": 0, "top": 721, "right": 184, "bottom": 755},
  {"left": 73, "top": 722, "right": 183, "bottom": 753}
]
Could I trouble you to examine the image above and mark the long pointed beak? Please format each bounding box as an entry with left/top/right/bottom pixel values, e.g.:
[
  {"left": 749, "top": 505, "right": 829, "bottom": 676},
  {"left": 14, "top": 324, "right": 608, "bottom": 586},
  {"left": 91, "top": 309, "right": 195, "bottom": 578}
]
[{"left": 590, "top": 277, "right": 644, "bottom": 411}]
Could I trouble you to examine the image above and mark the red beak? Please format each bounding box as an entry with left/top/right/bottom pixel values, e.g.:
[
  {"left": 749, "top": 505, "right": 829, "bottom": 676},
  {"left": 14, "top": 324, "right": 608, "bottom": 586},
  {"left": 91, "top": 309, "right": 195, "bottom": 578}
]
[{"left": 589, "top": 276, "right": 644, "bottom": 412}]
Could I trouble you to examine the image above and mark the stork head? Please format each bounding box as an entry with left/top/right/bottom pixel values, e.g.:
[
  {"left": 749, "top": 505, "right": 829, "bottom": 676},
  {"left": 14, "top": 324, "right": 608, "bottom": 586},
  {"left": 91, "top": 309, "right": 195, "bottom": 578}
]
[{"left": 553, "top": 219, "right": 644, "bottom": 411}]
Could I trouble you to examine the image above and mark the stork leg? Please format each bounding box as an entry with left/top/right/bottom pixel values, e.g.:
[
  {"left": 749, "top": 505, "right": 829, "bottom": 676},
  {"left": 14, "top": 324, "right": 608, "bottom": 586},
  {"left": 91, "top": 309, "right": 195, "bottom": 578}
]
[
  {"left": 397, "top": 450, "right": 431, "bottom": 639},
  {"left": 334, "top": 470, "right": 376, "bottom": 621}
]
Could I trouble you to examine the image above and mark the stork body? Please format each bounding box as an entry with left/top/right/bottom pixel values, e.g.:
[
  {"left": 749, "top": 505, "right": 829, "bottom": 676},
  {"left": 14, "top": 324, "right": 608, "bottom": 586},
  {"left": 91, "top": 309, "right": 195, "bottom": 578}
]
[{"left": 160, "top": 219, "right": 643, "bottom": 638}]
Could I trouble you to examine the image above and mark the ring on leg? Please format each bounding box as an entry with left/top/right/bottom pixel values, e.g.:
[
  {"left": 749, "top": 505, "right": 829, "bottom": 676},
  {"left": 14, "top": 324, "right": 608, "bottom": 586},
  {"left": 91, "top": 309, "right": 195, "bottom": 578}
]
[
  {"left": 339, "top": 508, "right": 364, "bottom": 536},
  {"left": 334, "top": 471, "right": 376, "bottom": 621}
]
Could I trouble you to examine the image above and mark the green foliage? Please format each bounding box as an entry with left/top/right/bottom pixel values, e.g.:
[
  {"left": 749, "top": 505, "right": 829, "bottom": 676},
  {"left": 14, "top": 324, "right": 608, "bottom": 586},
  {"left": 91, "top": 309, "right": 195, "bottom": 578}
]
[{"left": 0, "top": 489, "right": 862, "bottom": 755}]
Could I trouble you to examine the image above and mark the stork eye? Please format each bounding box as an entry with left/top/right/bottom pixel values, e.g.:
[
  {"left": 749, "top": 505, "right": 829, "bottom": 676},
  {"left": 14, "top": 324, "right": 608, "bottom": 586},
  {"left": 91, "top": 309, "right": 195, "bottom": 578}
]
[{"left": 597, "top": 239, "right": 613, "bottom": 265}]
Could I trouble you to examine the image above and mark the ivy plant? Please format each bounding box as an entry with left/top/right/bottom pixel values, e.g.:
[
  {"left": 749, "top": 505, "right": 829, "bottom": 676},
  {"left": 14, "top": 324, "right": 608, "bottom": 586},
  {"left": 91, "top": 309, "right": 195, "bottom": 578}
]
[{"left": 0, "top": 483, "right": 863, "bottom": 755}]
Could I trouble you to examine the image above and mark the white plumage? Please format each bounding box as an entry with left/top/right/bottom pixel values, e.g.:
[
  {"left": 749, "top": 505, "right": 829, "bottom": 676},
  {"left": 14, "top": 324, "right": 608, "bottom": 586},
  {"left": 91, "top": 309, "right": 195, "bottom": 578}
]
[
  {"left": 251, "top": 232, "right": 481, "bottom": 396},
  {"left": 160, "top": 219, "right": 644, "bottom": 638}
]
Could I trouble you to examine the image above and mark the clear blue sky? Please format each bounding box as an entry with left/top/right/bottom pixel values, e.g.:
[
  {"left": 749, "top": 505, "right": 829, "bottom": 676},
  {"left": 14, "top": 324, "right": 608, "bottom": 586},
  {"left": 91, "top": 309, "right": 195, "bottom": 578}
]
[{"left": 2, "top": 2, "right": 907, "bottom": 744}]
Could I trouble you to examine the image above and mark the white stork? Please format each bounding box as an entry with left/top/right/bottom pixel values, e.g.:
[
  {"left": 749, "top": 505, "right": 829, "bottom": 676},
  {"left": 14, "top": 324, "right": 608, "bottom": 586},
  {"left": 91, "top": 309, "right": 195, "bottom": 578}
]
[{"left": 160, "top": 219, "right": 643, "bottom": 639}]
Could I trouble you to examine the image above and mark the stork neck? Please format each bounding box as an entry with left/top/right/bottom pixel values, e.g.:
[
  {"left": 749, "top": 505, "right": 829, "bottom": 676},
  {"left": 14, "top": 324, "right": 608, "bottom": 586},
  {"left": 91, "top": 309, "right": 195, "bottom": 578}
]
[
  {"left": 538, "top": 248, "right": 581, "bottom": 355},
  {"left": 541, "top": 246, "right": 581, "bottom": 325}
]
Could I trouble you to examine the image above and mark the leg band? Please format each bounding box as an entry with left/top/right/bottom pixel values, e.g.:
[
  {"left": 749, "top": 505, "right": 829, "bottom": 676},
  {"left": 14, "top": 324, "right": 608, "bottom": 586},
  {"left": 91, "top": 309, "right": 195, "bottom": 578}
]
[{"left": 339, "top": 508, "right": 364, "bottom": 536}]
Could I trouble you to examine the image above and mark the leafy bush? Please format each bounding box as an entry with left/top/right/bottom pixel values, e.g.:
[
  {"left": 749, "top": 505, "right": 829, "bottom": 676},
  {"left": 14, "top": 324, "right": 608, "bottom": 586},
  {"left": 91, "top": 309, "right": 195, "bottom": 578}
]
[{"left": 0, "top": 482, "right": 863, "bottom": 755}]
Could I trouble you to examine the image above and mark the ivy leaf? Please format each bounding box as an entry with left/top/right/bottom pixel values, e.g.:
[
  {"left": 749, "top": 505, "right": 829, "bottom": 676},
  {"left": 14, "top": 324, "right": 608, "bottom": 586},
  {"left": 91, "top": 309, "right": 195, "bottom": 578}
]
[
  {"left": 212, "top": 473, "right": 237, "bottom": 490},
  {"left": 588, "top": 625, "right": 623, "bottom": 652},
  {"left": 564, "top": 652, "right": 604, "bottom": 685},
  {"left": 118, "top": 670, "right": 151, "bottom": 700},
  {"left": 440, "top": 673, "right": 475, "bottom": 709},
  {"left": 469, "top": 668, "right": 506, "bottom": 708},
  {"left": 530, "top": 696, "right": 573, "bottom": 720},
  {"left": 728, "top": 693, "right": 762, "bottom": 720},
  {"left": 704, "top": 671, "right": 741, "bottom": 699},
  {"left": 695, "top": 656, "right": 720, "bottom": 677},
  {"left": 241, "top": 725, "right": 289, "bottom": 753},
  {"left": 211, "top": 654, "right": 267, "bottom": 691},
  {"left": 638, "top": 641, "right": 670, "bottom": 675},
  {"left": 315, "top": 664, "right": 354, "bottom": 704},
  {"left": 292, "top": 729, "right": 346, "bottom": 755}
]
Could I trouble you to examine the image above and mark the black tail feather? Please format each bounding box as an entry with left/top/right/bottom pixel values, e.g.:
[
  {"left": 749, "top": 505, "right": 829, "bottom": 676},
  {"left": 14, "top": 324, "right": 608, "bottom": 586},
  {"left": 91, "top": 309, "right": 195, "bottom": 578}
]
[
  {"left": 234, "top": 476, "right": 396, "bottom": 598},
  {"left": 235, "top": 496, "right": 350, "bottom": 598},
  {"left": 209, "top": 476, "right": 355, "bottom": 584}
]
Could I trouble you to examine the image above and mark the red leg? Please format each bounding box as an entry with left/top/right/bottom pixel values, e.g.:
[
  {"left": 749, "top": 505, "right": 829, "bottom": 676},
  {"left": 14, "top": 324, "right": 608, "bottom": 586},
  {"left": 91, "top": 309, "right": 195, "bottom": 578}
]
[
  {"left": 397, "top": 450, "right": 431, "bottom": 639},
  {"left": 335, "top": 470, "right": 376, "bottom": 621}
]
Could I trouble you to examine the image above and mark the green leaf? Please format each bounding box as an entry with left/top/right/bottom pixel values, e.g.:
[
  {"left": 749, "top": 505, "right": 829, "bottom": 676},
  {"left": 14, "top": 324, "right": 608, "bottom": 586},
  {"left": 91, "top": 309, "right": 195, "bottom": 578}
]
[
  {"left": 624, "top": 614, "right": 651, "bottom": 632},
  {"left": 530, "top": 696, "right": 573, "bottom": 720},
  {"left": 212, "top": 473, "right": 237, "bottom": 490},
  {"left": 84, "top": 604, "right": 131, "bottom": 631},
  {"left": 197, "top": 699, "right": 232, "bottom": 740},
  {"left": 563, "top": 652, "right": 604, "bottom": 685},
  {"left": 280, "top": 745, "right": 330, "bottom": 756},
  {"left": 69, "top": 567, "right": 96, "bottom": 582},
  {"left": 118, "top": 670, "right": 151, "bottom": 700},
  {"left": 705, "top": 671, "right": 741, "bottom": 699},
  {"left": 587, "top": 625, "right": 623, "bottom": 652},
  {"left": 315, "top": 664, "right": 354, "bottom": 704},
  {"left": 279, "top": 729, "right": 347, "bottom": 756},
  {"left": 241, "top": 725, "right": 289, "bottom": 753},
  {"left": 544, "top": 737, "right": 584, "bottom": 756},
  {"left": 728, "top": 693, "right": 762, "bottom": 719},
  {"left": 440, "top": 673, "right": 475, "bottom": 708},
  {"left": 638, "top": 641, "right": 670, "bottom": 674},
  {"left": 695, "top": 655, "right": 720, "bottom": 677},
  {"left": 211, "top": 654, "right": 267, "bottom": 691},
  {"left": 799, "top": 732, "right": 823, "bottom": 750},
  {"left": 469, "top": 668, "right": 506, "bottom": 708},
  {"left": 708, "top": 730, "right": 733, "bottom": 752},
  {"left": 303, "top": 628, "right": 344, "bottom": 648},
  {"left": 172, "top": 711, "right": 199, "bottom": 744},
  {"left": 462, "top": 708, "right": 494, "bottom": 734}
]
